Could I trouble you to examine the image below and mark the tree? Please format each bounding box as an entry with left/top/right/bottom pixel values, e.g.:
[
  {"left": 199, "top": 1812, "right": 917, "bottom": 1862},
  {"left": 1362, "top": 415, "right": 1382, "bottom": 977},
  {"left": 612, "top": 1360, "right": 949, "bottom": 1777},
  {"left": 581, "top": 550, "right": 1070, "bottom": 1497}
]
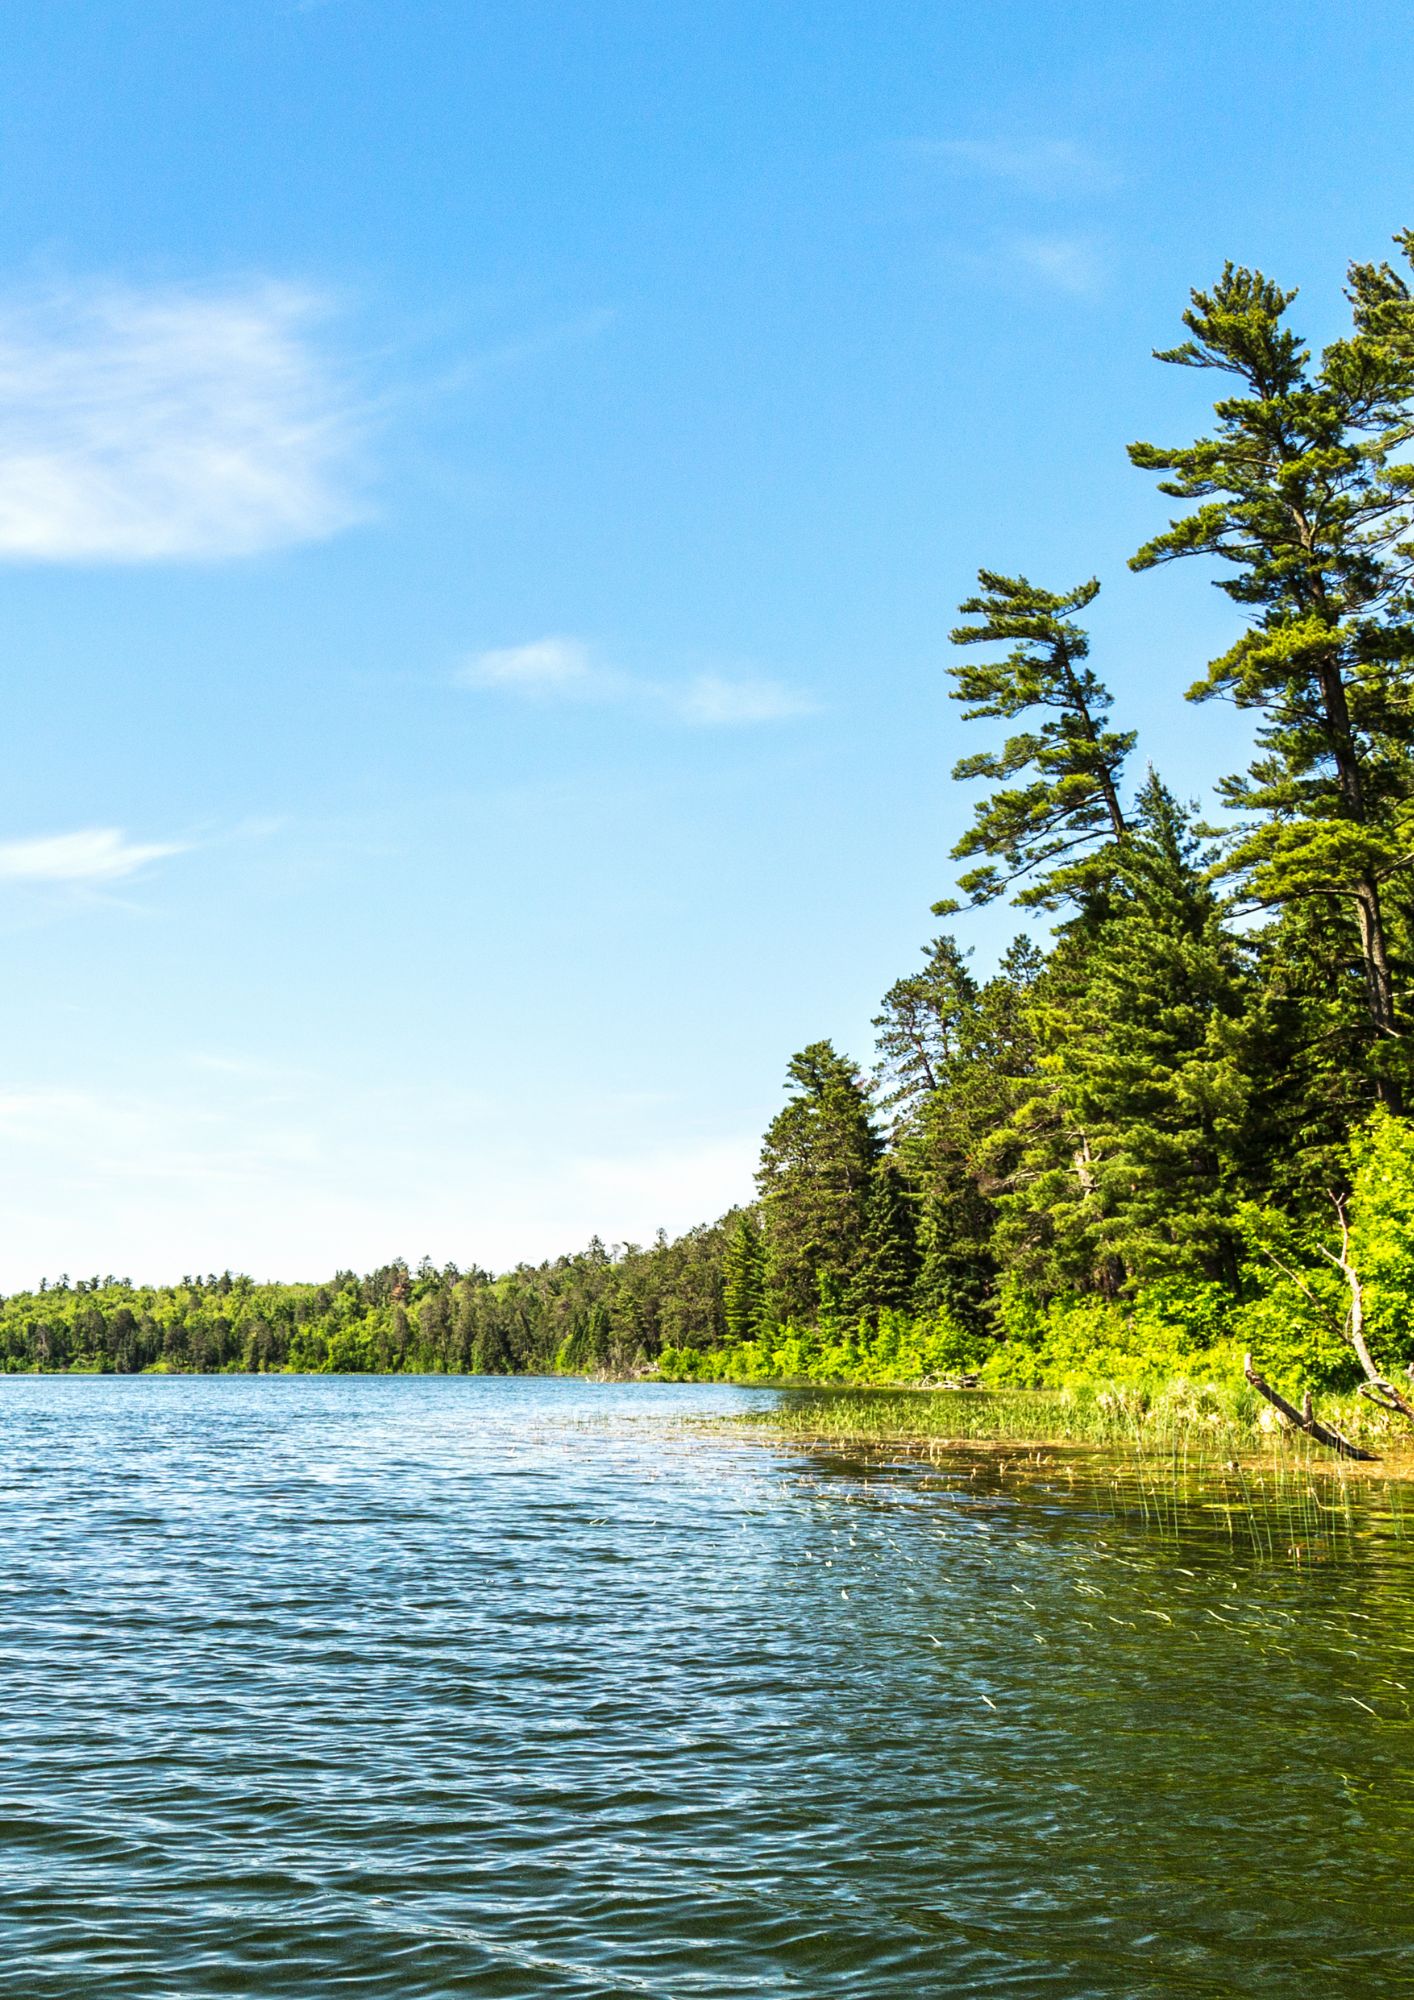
[
  {"left": 942, "top": 570, "right": 1134, "bottom": 912},
  {"left": 722, "top": 1211, "right": 767, "bottom": 1342},
  {"left": 848, "top": 1160, "right": 919, "bottom": 1318},
  {"left": 1037, "top": 773, "right": 1255, "bottom": 1286},
  {"left": 1129, "top": 238, "right": 1414, "bottom": 1104},
  {"left": 756, "top": 1041, "right": 881, "bottom": 1323},
  {"left": 872, "top": 934, "right": 979, "bottom": 1131},
  {"left": 969, "top": 778, "right": 1255, "bottom": 1295}
]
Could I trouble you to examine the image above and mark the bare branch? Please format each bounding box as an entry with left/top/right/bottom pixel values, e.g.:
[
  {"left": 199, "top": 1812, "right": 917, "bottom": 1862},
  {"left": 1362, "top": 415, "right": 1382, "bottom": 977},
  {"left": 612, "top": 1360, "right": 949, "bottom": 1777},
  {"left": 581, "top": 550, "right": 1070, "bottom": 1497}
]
[{"left": 1243, "top": 1353, "right": 1377, "bottom": 1460}]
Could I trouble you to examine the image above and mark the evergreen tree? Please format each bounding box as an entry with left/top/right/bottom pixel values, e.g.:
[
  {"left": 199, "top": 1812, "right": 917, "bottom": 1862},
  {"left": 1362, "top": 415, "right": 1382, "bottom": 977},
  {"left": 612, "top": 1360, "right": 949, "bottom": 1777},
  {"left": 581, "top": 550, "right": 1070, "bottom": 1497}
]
[
  {"left": 722, "top": 1211, "right": 767, "bottom": 1342},
  {"left": 756, "top": 1041, "right": 881, "bottom": 1323},
  {"left": 872, "top": 935, "right": 978, "bottom": 1131},
  {"left": 992, "top": 777, "right": 1255, "bottom": 1291},
  {"left": 942, "top": 571, "right": 1134, "bottom": 911},
  {"left": 847, "top": 1160, "right": 919, "bottom": 1317},
  {"left": 1129, "top": 238, "right": 1414, "bottom": 1103},
  {"left": 898, "top": 937, "right": 1040, "bottom": 1317}
]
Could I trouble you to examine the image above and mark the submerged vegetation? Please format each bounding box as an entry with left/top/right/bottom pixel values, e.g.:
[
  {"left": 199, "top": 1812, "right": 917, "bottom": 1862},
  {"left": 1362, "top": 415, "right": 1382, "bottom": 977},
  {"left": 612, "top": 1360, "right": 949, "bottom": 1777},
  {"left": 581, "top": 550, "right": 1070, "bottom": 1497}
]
[{"left": 9, "top": 231, "right": 1414, "bottom": 1459}]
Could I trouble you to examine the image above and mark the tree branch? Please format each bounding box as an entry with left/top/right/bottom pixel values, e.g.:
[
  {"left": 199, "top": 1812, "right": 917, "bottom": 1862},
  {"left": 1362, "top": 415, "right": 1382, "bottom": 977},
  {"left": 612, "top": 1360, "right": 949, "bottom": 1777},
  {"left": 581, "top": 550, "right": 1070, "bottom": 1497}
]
[{"left": 1243, "top": 1352, "right": 1377, "bottom": 1459}]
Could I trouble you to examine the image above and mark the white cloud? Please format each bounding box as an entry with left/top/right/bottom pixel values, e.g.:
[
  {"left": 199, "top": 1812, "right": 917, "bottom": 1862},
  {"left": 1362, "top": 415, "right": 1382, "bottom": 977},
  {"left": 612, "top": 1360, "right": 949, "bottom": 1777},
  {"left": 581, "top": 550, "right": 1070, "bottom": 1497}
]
[
  {"left": 1009, "top": 233, "right": 1106, "bottom": 296},
  {"left": 913, "top": 137, "right": 1117, "bottom": 197},
  {"left": 0, "top": 827, "right": 185, "bottom": 883},
  {"left": 461, "top": 636, "right": 596, "bottom": 692},
  {"left": 458, "top": 637, "right": 816, "bottom": 727},
  {"left": 674, "top": 673, "right": 817, "bottom": 726},
  {"left": 0, "top": 279, "right": 361, "bottom": 561}
]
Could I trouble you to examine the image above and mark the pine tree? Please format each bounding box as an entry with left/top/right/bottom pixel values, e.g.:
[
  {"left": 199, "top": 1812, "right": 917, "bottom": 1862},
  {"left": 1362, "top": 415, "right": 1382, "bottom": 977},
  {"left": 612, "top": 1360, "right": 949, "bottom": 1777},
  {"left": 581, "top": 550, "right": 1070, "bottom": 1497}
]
[
  {"left": 901, "top": 938, "right": 1041, "bottom": 1318},
  {"left": 992, "top": 776, "right": 1256, "bottom": 1291},
  {"left": 721, "top": 1211, "right": 767, "bottom": 1342},
  {"left": 872, "top": 935, "right": 978, "bottom": 1131},
  {"left": 941, "top": 571, "right": 1134, "bottom": 912},
  {"left": 756, "top": 1041, "right": 881, "bottom": 1323},
  {"left": 1129, "top": 237, "right": 1414, "bottom": 1105},
  {"left": 848, "top": 1160, "right": 919, "bottom": 1318}
]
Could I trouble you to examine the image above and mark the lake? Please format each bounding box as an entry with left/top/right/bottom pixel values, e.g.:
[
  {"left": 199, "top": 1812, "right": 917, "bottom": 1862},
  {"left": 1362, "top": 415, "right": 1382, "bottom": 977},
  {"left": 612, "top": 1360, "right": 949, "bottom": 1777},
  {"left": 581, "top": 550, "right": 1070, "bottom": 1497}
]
[{"left": 2, "top": 1374, "right": 1412, "bottom": 1997}]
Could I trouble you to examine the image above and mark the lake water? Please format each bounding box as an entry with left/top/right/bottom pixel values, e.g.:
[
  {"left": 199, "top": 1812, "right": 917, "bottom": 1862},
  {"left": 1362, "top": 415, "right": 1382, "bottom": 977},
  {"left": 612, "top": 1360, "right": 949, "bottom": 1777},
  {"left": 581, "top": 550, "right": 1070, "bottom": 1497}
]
[{"left": 2, "top": 1375, "right": 1413, "bottom": 1998}]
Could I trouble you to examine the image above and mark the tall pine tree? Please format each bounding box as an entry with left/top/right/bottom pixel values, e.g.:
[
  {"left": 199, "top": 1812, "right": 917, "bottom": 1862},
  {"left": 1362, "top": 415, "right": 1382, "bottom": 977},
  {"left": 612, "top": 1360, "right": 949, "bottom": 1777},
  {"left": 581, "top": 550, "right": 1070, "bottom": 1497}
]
[
  {"left": 756, "top": 1042, "right": 881, "bottom": 1323},
  {"left": 848, "top": 1160, "right": 919, "bottom": 1319},
  {"left": 1129, "top": 238, "right": 1414, "bottom": 1105},
  {"left": 942, "top": 571, "right": 1134, "bottom": 912},
  {"left": 991, "top": 776, "right": 1255, "bottom": 1291},
  {"left": 721, "top": 1211, "right": 767, "bottom": 1342}
]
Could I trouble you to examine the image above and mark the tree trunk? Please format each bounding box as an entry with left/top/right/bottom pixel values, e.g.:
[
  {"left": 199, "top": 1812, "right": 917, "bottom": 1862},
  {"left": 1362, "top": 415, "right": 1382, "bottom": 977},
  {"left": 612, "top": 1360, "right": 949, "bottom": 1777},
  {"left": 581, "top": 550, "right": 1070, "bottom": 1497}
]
[
  {"left": 1060, "top": 647, "right": 1128, "bottom": 843},
  {"left": 1315, "top": 654, "right": 1403, "bottom": 1103}
]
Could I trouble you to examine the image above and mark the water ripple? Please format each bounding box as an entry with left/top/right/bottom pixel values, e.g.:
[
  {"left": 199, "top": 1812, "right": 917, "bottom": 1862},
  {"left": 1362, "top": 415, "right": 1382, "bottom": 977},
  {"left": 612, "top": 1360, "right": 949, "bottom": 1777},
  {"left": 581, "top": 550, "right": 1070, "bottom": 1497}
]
[{"left": 1, "top": 1375, "right": 1412, "bottom": 1996}]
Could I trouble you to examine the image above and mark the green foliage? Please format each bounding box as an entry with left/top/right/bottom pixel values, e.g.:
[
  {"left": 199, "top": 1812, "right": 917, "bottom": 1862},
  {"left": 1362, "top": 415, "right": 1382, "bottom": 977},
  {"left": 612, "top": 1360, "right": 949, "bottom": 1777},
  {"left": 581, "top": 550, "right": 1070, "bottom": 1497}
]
[
  {"left": 0, "top": 1228, "right": 730, "bottom": 1378},
  {"left": 944, "top": 570, "right": 1134, "bottom": 911},
  {"left": 756, "top": 1040, "right": 882, "bottom": 1323},
  {"left": 657, "top": 1306, "right": 990, "bottom": 1387},
  {"left": 721, "top": 1210, "right": 767, "bottom": 1343},
  {"left": 1129, "top": 240, "right": 1414, "bottom": 1097},
  {"left": 1347, "top": 1110, "right": 1414, "bottom": 1370}
]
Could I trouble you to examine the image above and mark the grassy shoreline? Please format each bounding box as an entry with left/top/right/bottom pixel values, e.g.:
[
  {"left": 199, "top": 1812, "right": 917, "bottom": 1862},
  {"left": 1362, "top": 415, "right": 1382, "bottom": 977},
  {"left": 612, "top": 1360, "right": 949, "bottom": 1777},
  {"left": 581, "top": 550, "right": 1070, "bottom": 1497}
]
[{"left": 731, "top": 1379, "right": 1414, "bottom": 1475}]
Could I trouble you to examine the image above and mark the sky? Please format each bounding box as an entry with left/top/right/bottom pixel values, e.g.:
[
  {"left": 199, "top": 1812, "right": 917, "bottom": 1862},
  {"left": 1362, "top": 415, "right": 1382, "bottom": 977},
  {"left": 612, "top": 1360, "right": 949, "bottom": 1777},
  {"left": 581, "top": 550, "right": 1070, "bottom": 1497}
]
[{"left": 0, "top": 0, "right": 1408, "bottom": 1287}]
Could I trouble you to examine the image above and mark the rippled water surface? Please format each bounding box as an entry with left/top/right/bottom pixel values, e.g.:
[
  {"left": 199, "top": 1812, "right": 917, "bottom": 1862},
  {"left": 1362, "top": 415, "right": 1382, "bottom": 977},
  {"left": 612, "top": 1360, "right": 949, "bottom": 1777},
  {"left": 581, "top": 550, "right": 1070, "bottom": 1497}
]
[{"left": 4, "top": 1376, "right": 1414, "bottom": 1998}]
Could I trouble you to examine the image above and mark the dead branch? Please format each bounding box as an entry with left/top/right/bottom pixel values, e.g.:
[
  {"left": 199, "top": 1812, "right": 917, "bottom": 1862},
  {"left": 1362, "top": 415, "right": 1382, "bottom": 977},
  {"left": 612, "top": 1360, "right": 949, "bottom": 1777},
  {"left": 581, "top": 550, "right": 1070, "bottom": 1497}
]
[
  {"left": 1317, "top": 1195, "right": 1414, "bottom": 1422},
  {"left": 1243, "top": 1352, "right": 1377, "bottom": 1461}
]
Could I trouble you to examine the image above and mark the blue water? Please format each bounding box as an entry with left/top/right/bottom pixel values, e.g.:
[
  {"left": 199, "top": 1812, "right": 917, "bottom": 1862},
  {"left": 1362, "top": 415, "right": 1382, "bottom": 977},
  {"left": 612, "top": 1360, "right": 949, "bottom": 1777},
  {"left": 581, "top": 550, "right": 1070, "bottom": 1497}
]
[{"left": 2, "top": 1374, "right": 1412, "bottom": 1997}]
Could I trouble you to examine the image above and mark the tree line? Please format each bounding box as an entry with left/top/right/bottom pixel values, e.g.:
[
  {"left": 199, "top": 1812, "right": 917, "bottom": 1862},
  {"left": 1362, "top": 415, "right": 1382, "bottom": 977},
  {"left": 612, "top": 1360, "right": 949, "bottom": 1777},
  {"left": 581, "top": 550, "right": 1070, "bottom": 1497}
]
[
  {"left": 5, "top": 232, "right": 1414, "bottom": 1391},
  {"left": 701, "top": 233, "right": 1414, "bottom": 1388}
]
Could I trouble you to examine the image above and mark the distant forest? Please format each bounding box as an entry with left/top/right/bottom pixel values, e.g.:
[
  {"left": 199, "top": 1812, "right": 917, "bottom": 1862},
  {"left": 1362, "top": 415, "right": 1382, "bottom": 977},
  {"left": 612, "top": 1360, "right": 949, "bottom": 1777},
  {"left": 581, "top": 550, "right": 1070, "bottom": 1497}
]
[{"left": 9, "top": 233, "right": 1414, "bottom": 1394}]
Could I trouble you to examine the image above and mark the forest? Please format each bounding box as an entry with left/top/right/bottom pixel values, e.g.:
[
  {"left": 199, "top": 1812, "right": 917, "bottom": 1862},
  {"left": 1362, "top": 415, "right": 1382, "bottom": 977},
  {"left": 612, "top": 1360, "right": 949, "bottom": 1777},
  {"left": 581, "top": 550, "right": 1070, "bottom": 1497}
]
[{"left": 7, "top": 233, "right": 1414, "bottom": 1413}]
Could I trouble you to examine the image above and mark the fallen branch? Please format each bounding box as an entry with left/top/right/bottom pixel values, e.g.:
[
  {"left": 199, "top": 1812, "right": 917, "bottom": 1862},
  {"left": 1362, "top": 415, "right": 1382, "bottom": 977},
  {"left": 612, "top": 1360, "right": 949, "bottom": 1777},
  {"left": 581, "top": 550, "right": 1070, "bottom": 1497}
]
[{"left": 1243, "top": 1352, "right": 1377, "bottom": 1461}]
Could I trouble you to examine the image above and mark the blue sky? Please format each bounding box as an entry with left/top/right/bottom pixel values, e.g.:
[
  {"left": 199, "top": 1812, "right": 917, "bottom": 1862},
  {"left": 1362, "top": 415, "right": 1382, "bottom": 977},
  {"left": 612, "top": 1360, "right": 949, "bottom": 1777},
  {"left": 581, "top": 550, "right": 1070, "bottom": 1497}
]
[{"left": 0, "top": 0, "right": 1407, "bottom": 1285}]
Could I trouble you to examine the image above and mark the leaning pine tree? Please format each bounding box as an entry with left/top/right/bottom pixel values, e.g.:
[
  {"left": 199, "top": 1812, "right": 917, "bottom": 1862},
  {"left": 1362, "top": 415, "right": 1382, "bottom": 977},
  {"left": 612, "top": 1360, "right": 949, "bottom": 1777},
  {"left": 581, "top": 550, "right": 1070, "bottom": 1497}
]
[{"left": 941, "top": 570, "right": 1134, "bottom": 913}]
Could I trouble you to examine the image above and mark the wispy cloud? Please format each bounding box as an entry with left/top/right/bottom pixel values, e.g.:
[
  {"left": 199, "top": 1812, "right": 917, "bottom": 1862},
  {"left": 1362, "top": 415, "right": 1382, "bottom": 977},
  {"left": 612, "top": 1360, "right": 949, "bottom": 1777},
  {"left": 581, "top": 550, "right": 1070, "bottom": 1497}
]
[
  {"left": 1008, "top": 233, "right": 1106, "bottom": 296},
  {"left": 911, "top": 136, "right": 1118, "bottom": 198},
  {"left": 0, "top": 1071, "right": 760, "bottom": 1288},
  {"left": 0, "top": 279, "right": 362, "bottom": 562},
  {"left": 675, "top": 674, "right": 816, "bottom": 725},
  {"left": 457, "top": 637, "right": 817, "bottom": 727},
  {"left": 465, "top": 636, "right": 597, "bottom": 692},
  {"left": 0, "top": 827, "right": 186, "bottom": 883}
]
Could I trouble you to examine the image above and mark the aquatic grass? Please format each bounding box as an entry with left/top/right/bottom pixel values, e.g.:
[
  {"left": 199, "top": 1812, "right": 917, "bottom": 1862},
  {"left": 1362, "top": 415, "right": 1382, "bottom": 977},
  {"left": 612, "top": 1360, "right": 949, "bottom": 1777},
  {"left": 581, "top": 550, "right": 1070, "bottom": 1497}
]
[
  {"left": 743, "top": 1378, "right": 1413, "bottom": 1459},
  {"left": 725, "top": 1380, "right": 1414, "bottom": 1561}
]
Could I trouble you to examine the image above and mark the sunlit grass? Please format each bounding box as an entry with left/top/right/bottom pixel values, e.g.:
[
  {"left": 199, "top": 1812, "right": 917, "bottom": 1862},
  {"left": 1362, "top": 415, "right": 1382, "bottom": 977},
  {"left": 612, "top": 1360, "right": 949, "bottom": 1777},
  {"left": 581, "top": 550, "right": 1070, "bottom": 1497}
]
[
  {"left": 734, "top": 1383, "right": 1414, "bottom": 1558},
  {"left": 744, "top": 1379, "right": 1414, "bottom": 1467}
]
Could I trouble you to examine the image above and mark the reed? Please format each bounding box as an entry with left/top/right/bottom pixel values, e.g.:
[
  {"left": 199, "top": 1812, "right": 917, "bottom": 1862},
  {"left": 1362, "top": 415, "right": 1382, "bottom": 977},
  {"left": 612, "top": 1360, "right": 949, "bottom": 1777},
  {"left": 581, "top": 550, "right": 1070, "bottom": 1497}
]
[
  {"left": 739, "top": 1384, "right": 1414, "bottom": 1557},
  {"left": 744, "top": 1378, "right": 1414, "bottom": 1467}
]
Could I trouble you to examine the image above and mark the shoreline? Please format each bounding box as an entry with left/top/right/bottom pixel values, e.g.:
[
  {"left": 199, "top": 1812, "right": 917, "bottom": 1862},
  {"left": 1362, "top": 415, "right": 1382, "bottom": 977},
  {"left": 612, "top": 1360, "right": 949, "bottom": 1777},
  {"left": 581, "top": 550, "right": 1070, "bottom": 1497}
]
[{"left": 15, "top": 1363, "right": 1414, "bottom": 1479}]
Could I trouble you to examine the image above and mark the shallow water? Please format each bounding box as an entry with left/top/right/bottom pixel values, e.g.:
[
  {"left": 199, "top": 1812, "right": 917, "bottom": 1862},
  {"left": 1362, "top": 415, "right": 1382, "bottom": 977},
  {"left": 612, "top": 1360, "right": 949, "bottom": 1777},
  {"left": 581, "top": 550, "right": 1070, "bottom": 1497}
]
[{"left": 2, "top": 1375, "right": 1412, "bottom": 1998}]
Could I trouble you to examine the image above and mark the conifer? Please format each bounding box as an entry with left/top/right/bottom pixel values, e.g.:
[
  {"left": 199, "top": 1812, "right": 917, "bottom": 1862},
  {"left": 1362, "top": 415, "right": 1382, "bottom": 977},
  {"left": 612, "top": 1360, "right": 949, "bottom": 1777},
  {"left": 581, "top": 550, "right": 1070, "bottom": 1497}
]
[
  {"left": 942, "top": 571, "right": 1134, "bottom": 911},
  {"left": 848, "top": 1160, "right": 919, "bottom": 1318},
  {"left": 722, "top": 1211, "right": 767, "bottom": 1342},
  {"left": 1129, "top": 236, "right": 1414, "bottom": 1103},
  {"left": 756, "top": 1041, "right": 881, "bottom": 1323}
]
